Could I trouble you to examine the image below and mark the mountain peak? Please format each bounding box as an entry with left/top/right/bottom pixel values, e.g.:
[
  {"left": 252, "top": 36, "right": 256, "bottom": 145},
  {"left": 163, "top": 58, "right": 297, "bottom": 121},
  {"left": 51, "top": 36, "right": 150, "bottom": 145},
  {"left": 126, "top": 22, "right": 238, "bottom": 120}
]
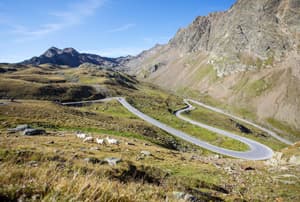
[
  {"left": 20, "top": 47, "right": 128, "bottom": 68},
  {"left": 62, "top": 48, "right": 79, "bottom": 55},
  {"left": 43, "top": 47, "right": 62, "bottom": 57},
  {"left": 43, "top": 47, "right": 80, "bottom": 57}
]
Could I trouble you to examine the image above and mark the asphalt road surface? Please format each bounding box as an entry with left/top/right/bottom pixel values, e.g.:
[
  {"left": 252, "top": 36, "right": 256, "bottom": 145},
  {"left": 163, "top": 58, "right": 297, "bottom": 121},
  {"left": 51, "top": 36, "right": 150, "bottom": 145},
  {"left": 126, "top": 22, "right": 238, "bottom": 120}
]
[
  {"left": 63, "top": 97, "right": 277, "bottom": 160},
  {"left": 185, "top": 99, "right": 292, "bottom": 145}
]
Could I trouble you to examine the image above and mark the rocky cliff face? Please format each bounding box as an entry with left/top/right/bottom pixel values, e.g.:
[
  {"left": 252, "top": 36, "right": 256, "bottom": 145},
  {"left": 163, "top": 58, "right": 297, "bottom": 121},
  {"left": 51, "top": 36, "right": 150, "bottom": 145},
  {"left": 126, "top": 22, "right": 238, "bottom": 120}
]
[
  {"left": 152, "top": 0, "right": 299, "bottom": 76},
  {"left": 171, "top": 0, "right": 299, "bottom": 55},
  {"left": 126, "top": 0, "right": 300, "bottom": 135},
  {"left": 21, "top": 47, "right": 130, "bottom": 68}
]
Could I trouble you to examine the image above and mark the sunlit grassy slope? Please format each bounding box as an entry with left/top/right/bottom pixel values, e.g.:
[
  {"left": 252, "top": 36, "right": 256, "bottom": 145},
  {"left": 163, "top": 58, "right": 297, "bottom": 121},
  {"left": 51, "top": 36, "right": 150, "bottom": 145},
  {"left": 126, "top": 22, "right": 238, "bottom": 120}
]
[{"left": 1, "top": 64, "right": 299, "bottom": 201}]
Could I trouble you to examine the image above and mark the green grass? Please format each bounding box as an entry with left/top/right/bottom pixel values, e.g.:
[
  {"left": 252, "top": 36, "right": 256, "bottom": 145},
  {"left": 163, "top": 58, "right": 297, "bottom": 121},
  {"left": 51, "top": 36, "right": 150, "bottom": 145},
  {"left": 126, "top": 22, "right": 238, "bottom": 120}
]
[
  {"left": 245, "top": 79, "right": 271, "bottom": 96},
  {"left": 231, "top": 76, "right": 249, "bottom": 92},
  {"left": 79, "top": 76, "right": 108, "bottom": 84},
  {"left": 183, "top": 105, "right": 287, "bottom": 151},
  {"left": 230, "top": 106, "right": 257, "bottom": 121},
  {"left": 191, "top": 64, "right": 218, "bottom": 83},
  {"left": 128, "top": 87, "right": 250, "bottom": 152},
  {"left": 0, "top": 100, "right": 188, "bottom": 150},
  {"left": 79, "top": 100, "right": 136, "bottom": 119},
  {"left": 238, "top": 52, "right": 264, "bottom": 68},
  {"left": 267, "top": 118, "right": 300, "bottom": 140},
  {"left": 263, "top": 54, "right": 274, "bottom": 66},
  {"left": 165, "top": 86, "right": 287, "bottom": 150}
]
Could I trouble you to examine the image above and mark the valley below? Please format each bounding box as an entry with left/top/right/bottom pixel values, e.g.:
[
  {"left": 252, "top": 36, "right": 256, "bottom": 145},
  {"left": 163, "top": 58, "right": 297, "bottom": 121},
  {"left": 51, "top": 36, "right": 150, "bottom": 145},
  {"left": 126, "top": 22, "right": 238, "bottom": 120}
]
[
  {"left": 0, "top": 63, "right": 299, "bottom": 201},
  {"left": 0, "top": 0, "right": 299, "bottom": 201}
]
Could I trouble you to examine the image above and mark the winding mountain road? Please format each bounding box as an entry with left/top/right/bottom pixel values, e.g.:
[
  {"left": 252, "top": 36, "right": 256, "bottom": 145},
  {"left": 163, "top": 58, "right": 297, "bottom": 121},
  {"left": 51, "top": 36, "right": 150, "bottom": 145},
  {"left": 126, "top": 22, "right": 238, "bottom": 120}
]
[
  {"left": 185, "top": 99, "right": 292, "bottom": 145},
  {"left": 62, "top": 97, "right": 284, "bottom": 160}
]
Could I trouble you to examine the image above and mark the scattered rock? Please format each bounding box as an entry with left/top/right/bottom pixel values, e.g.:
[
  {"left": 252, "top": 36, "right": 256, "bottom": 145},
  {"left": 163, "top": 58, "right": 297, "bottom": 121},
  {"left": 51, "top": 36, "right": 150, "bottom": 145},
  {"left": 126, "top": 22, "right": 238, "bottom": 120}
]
[
  {"left": 83, "top": 136, "right": 94, "bottom": 143},
  {"left": 23, "top": 129, "right": 46, "bottom": 136},
  {"left": 190, "top": 155, "right": 201, "bottom": 161},
  {"left": 172, "top": 191, "right": 185, "bottom": 200},
  {"left": 106, "top": 137, "right": 119, "bottom": 145},
  {"left": 47, "top": 155, "right": 66, "bottom": 163},
  {"left": 265, "top": 152, "right": 284, "bottom": 166},
  {"left": 171, "top": 192, "right": 197, "bottom": 202},
  {"left": 141, "top": 150, "right": 151, "bottom": 156},
  {"left": 31, "top": 194, "right": 41, "bottom": 201},
  {"left": 104, "top": 157, "right": 122, "bottom": 166},
  {"left": 280, "top": 166, "right": 289, "bottom": 171},
  {"left": 224, "top": 166, "right": 234, "bottom": 174},
  {"left": 274, "top": 174, "right": 299, "bottom": 185},
  {"left": 72, "top": 154, "right": 79, "bottom": 160},
  {"left": 76, "top": 133, "right": 87, "bottom": 139},
  {"left": 8, "top": 124, "right": 30, "bottom": 132},
  {"left": 90, "top": 147, "right": 100, "bottom": 151},
  {"left": 27, "top": 161, "right": 38, "bottom": 167},
  {"left": 84, "top": 157, "right": 104, "bottom": 164},
  {"left": 96, "top": 138, "right": 105, "bottom": 145},
  {"left": 235, "top": 123, "right": 252, "bottom": 134},
  {"left": 54, "top": 149, "right": 60, "bottom": 153},
  {"left": 184, "top": 193, "right": 197, "bottom": 202},
  {"left": 288, "top": 155, "right": 300, "bottom": 165},
  {"left": 244, "top": 166, "right": 255, "bottom": 171}
]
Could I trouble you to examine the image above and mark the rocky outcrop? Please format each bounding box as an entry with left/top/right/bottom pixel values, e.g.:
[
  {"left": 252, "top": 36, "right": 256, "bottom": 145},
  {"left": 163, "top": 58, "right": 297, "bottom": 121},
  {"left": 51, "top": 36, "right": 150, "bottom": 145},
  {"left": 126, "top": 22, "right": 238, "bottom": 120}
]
[{"left": 23, "top": 129, "right": 46, "bottom": 136}]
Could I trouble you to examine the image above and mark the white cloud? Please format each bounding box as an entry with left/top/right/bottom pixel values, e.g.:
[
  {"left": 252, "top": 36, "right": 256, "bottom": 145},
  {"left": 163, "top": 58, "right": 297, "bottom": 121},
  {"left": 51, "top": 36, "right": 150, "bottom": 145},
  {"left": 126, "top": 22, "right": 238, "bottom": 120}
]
[
  {"left": 50, "top": 0, "right": 104, "bottom": 24},
  {"left": 107, "top": 23, "right": 136, "bottom": 33},
  {"left": 11, "top": 0, "right": 106, "bottom": 41}
]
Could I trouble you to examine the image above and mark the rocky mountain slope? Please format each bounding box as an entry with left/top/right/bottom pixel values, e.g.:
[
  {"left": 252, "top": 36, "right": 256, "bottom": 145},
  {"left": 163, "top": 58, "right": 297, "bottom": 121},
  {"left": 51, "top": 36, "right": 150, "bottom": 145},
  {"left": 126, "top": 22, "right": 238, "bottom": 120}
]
[
  {"left": 20, "top": 47, "right": 131, "bottom": 68},
  {"left": 126, "top": 0, "right": 300, "bottom": 136}
]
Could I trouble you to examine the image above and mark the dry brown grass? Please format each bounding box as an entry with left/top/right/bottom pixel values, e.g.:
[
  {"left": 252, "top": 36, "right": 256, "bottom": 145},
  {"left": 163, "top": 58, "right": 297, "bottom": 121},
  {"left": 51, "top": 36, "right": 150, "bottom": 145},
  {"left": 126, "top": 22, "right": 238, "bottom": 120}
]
[
  {"left": 0, "top": 129, "right": 299, "bottom": 201},
  {"left": 0, "top": 162, "right": 166, "bottom": 202},
  {"left": 0, "top": 131, "right": 226, "bottom": 201}
]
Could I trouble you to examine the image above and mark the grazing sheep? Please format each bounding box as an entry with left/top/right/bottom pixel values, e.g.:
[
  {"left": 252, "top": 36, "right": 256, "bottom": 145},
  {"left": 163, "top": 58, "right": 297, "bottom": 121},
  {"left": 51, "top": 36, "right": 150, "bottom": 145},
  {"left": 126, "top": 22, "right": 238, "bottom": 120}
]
[
  {"left": 76, "top": 133, "right": 87, "bottom": 139},
  {"left": 83, "top": 136, "right": 94, "bottom": 143},
  {"left": 96, "top": 138, "right": 105, "bottom": 145},
  {"left": 106, "top": 137, "right": 119, "bottom": 145}
]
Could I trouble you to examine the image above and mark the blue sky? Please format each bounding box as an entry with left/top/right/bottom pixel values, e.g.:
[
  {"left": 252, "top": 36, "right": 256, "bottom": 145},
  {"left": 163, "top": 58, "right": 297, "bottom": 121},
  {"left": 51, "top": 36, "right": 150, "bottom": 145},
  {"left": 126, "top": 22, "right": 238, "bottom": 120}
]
[{"left": 0, "top": 0, "right": 236, "bottom": 62}]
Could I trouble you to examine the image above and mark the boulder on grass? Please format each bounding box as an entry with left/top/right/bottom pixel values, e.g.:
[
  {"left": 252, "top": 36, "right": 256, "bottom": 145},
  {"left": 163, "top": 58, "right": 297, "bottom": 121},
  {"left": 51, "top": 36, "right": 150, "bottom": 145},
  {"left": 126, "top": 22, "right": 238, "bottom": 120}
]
[
  {"left": 8, "top": 124, "right": 30, "bottom": 132},
  {"left": 104, "top": 157, "right": 122, "bottom": 166},
  {"left": 23, "top": 129, "right": 46, "bottom": 136},
  {"left": 141, "top": 151, "right": 151, "bottom": 156}
]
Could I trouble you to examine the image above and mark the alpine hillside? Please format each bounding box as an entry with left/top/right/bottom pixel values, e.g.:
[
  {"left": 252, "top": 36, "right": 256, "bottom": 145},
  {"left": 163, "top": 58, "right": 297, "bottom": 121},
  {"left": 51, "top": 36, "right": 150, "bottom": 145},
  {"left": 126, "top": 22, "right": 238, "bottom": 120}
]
[{"left": 126, "top": 0, "right": 300, "bottom": 138}]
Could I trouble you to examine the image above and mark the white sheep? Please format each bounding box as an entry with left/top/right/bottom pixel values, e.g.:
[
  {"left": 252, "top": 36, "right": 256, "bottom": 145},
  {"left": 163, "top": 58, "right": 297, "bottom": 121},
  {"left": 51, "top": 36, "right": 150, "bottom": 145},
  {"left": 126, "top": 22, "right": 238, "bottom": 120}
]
[
  {"left": 96, "top": 138, "right": 105, "bottom": 145},
  {"left": 83, "top": 136, "right": 94, "bottom": 143},
  {"left": 106, "top": 137, "right": 119, "bottom": 145},
  {"left": 76, "top": 133, "right": 87, "bottom": 139}
]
